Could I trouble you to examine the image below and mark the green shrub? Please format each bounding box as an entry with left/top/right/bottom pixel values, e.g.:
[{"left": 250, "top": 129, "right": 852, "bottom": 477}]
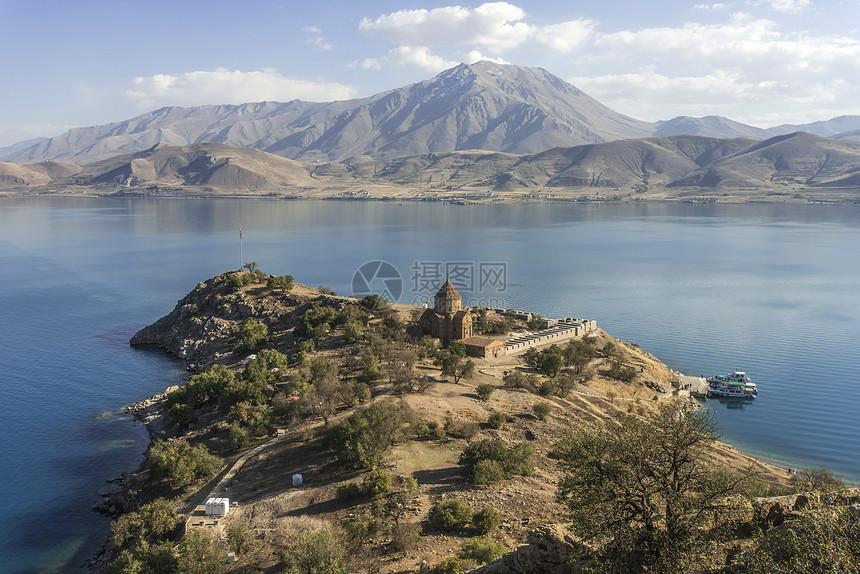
[
  {"left": 344, "top": 512, "right": 388, "bottom": 543},
  {"left": 168, "top": 402, "right": 194, "bottom": 429},
  {"left": 226, "top": 521, "right": 256, "bottom": 555},
  {"left": 533, "top": 401, "right": 552, "bottom": 421},
  {"left": 487, "top": 412, "right": 506, "bottom": 429},
  {"left": 146, "top": 439, "right": 220, "bottom": 489},
  {"left": 234, "top": 318, "right": 268, "bottom": 353},
  {"left": 362, "top": 470, "right": 392, "bottom": 498},
  {"left": 739, "top": 506, "right": 860, "bottom": 573},
  {"left": 472, "top": 507, "right": 503, "bottom": 534},
  {"left": 537, "top": 379, "right": 557, "bottom": 397},
  {"left": 281, "top": 526, "right": 349, "bottom": 574},
  {"left": 473, "top": 459, "right": 506, "bottom": 486},
  {"left": 228, "top": 422, "right": 251, "bottom": 450},
  {"left": 336, "top": 481, "right": 362, "bottom": 502},
  {"left": 459, "top": 538, "right": 506, "bottom": 564},
  {"left": 110, "top": 498, "right": 181, "bottom": 548},
  {"left": 791, "top": 467, "right": 846, "bottom": 492},
  {"left": 428, "top": 498, "right": 473, "bottom": 531},
  {"left": 177, "top": 528, "right": 226, "bottom": 573},
  {"left": 459, "top": 439, "right": 535, "bottom": 483},
  {"left": 167, "top": 364, "right": 234, "bottom": 409},
  {"left": 426, "top": 420, "right": 446, "bottom": 440},
  {"left": 476, "top": 383, "right": 495, "bottom": 401}
]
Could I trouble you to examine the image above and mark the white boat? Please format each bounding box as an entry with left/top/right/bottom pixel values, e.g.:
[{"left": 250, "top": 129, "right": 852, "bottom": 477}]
[{"left": 707, "top": 370, "right": 757, "bottom": 398}]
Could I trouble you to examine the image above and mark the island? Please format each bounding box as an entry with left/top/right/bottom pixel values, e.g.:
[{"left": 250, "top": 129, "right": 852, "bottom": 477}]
[{"left": 94, "top": 268, "right": 859, "bottom": 574}]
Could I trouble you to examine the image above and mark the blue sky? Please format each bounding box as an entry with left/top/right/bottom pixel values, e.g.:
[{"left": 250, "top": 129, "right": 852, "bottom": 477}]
[{"left": 2, "top": 0, "right": 859, "bottom": 146}]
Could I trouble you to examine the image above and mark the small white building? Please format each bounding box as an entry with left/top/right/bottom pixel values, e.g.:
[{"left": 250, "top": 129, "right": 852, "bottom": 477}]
[{"left": 205, "top": 497, "right": 230, "bottom": 516}]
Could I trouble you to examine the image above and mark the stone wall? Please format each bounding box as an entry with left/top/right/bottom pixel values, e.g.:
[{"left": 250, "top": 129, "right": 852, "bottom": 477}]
[{"left": 505, "top": 319, "right": 596, "bottom": 355}]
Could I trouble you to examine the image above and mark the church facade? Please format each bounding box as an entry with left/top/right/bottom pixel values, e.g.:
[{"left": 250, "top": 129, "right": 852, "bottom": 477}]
[{"left": 419, "top": 279, "right": 473, "bottom": 343}]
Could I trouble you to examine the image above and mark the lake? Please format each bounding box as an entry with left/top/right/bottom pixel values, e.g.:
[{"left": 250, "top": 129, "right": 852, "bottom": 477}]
[{"left": 1, "top": 197, "right": 858, "bottom": 572}]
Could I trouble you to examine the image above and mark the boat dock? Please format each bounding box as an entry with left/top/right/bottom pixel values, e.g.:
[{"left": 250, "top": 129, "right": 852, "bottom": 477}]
[{"left": 678, "top": 375, "right": 709, "bottom": 398}]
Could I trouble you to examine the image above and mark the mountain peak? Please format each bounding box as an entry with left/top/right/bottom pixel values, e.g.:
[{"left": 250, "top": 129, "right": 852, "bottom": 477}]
[{"left": 6, "top": 62, "right": 860, "bottom": 166}]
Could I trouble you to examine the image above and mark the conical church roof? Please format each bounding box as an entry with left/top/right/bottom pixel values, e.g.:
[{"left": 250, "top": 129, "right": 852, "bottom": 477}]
[{"left": 435, "top": 278, "right": 461, "bottom": 301}]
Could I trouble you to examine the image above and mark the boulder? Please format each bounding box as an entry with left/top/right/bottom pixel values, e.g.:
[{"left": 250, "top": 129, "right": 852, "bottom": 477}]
[{"left": 470, "top": 524, "right": 584, "bottom": 574}]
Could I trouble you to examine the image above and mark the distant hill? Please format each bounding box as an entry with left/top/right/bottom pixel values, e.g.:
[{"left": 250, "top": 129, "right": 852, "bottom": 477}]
[
  {"left": 9, "top": 61, "right": 860, "bottom": 168},
  {"left": 669, "top": 132, "right": 860, "bottom": 190},
  {"left": 75, "top": 142, "right": 317, "bottom": 191},
  {"left": 0, "top": 160, "right": 81, "bottom": 187},
  {"left": 4, "top": 132, "right": 859, "bottom": 201}
]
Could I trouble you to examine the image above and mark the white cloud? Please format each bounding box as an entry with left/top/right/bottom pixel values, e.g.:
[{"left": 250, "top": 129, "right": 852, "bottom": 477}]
[
  {"left": 535, "top": 20, "right": 596, "bottom": 51},
  {"left": 124, "top": 68, "right": 355, "bottom": 108},
  {"left": 693, "top": 2, "right": 731, "bottom": 10},
  {"left": 360, "top": 46, "right": 458, "bottom": 72},
  {"left": 570, "top": 66, "right": 856, "bottom": 126},
  {"left": 358, "top": 2, "right": 594, "bottom": 70},
  {"left": 754, "top": 0, "right": 811, "bottom": 13},
  {"left": 359, "top": 2, "right": 530, "bottom": 51},
  {"left": 463, "top": 50, "right": 511, "bottom": 65},
  {"left": 592, "top": 13, "right": 860, "bottom": 81},
  {"left": 304, "top": 26, "right": 334, "bottom": 50}
]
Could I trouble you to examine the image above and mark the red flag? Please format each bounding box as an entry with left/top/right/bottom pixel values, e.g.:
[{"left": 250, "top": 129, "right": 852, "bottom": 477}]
[{"left": 239, "top": 227, "right": 242, "bottom": 239}]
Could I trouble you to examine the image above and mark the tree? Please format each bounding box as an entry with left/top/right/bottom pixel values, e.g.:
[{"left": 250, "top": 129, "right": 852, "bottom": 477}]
[
  {"left": 146, "top": 438, "right": 220, "bottom": 489},
  {"left": 306, "top": 357, "right": 341, "bottom": 425},
  {"left": 234, "top": 318, "right": 268, "bottom": 353},
  {"left": 388, "top": 349, "right": 426, "bottom": 393},
  {"left": 111, "top": 498, "right": 181, "bottom": 549},
  {"left": 536, "top": 345, "right": 564, "bottom": 378},
  {"left": 342, "top": 316, "right": 364, "bottom": 343},
  {"left": 436, "top": 349, "right": 475, "bottom": 384},
  {"left": 226, "top": 521, "right": 257, "bottom": 555},
  {"left": 791, "top": 467, "right": 846, "bottom": 492},
  {"left": 554, "top": 400, "right": 750, "bottom": 572},
  {"left": 359, "top": 294, "right": 390, "bottom": 312},
  {"left": 168, "top": 364, "right": 234, "bottom": 409},
  {"left": 178, "top": 529, "right": 226, "bottom": 574},
  {"left": 360, "top": 353, "right": 385, "bottom": 383},
  {"left": 564, "top": 338, "right": 596, "bottom": 374},
  {"left": 281, "top": 526, "right": 349, "bottom": 574},
  {"left": 267, "top": 274, "right": 294, "bottom": 292},
  {"left": 323, "top": 400, "right": 414, "bottom": 469}
]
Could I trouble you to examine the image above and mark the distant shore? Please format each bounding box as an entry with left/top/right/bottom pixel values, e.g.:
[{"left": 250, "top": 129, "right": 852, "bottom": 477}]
[{"left": 2, "top": 187, "right": 857, "bottom": 205}]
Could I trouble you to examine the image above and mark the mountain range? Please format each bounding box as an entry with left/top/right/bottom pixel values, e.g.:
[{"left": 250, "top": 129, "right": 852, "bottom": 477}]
[
  {"left": 3, "top": 131, "right": 860, "bottom": 202},
  {"left": 5, "top": 61, "right": 860, "bottom": 167}
]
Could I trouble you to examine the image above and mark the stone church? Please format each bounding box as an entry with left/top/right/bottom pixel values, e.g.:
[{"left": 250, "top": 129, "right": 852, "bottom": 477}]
[{"left": 419, "top": 279, "right": 473, "bottom": 343}]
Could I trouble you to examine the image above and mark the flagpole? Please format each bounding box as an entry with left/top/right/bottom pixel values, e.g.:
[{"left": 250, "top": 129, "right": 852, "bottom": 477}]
[{"left": 239, "top": 226, "right": 243, "bottom": 270}]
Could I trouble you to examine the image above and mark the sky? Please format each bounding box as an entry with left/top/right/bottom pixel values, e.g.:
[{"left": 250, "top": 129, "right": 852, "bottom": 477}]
[{"left": 1, "top": 0, "right": 859, "bottom": 146}]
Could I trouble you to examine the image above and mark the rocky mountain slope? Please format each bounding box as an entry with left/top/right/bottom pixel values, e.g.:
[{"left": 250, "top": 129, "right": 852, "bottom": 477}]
[
  {"left": 8, "top": 61, "right": 860, "bottom": 167},
  {"left": 4, "top": 132, "right": 860, "bottom": 201}
]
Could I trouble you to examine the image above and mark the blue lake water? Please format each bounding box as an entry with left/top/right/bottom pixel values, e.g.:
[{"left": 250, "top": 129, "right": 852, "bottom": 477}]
[{"left": 1, "top": 197, "right": 858, "bottom": 572}]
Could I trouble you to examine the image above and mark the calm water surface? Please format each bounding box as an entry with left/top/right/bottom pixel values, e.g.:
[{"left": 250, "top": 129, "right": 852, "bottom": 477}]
[{"left": 1, "top": 198, "right": 858, "bottom": 572}]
